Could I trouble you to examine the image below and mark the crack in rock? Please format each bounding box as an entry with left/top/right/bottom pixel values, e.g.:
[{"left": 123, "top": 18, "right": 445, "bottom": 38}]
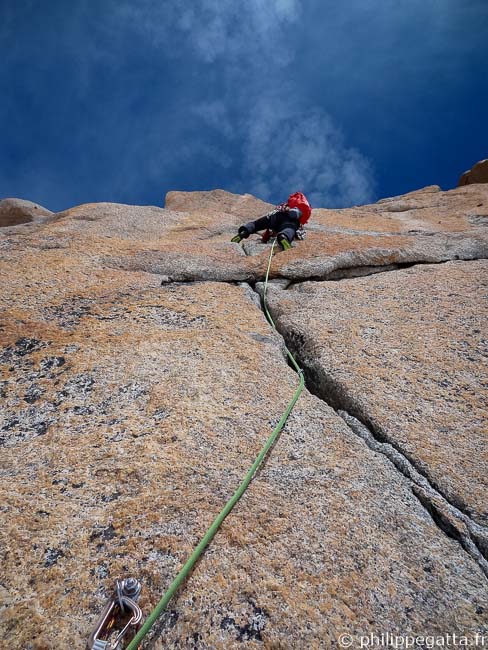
[
  {"left": 284, "top": 257, "right": 487, "bottom": 285},
  {"left": 338, "top": 410, "right": 488, "bottom": 577},
  {"left": 247, "top": 281, "right": 488, "bottom": 578},
  {"left": 154, "top": 256, "right": 488, "bottom": 289},
  {"left": 261, "top": 316, "right": 482, "bottom": 519},
  {"left": 97, "top": 229, "right": 488, "bottom": 285}
]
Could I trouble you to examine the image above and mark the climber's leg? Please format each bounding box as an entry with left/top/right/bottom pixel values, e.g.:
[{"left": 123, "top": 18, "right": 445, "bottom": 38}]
[{"left": 231, "top": 215, "right": 272, "bottom": 243}]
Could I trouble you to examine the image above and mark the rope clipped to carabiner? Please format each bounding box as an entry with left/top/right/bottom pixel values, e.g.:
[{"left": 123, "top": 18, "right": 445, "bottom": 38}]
[{"left": 87, "top": 578, "right": 143, "bottom": 649}]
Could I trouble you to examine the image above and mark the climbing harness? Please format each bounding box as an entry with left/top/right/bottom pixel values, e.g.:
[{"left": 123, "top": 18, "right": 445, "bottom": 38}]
[
  {"left": 88, "top": 578, "right": 143, "bottom": 649},
  {"left": 90, "top": 240, "right": 304, "bottom": 649}
]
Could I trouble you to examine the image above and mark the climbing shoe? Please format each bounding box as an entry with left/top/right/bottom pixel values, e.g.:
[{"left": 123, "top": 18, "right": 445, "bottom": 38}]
[
  {"left": 231, "top": 234, "right": 243, "bottom": 243},
  {"left": 278, "top": 235, "right": 292, "bottom": 251}
]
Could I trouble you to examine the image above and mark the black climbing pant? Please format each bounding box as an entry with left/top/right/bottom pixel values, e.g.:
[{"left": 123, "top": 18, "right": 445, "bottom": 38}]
[{"left": 241, "top": 209, "right": 300, "bottom": 243}]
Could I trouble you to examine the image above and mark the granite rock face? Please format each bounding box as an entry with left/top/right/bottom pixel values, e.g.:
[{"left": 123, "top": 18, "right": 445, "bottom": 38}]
[
  {"left": 458, "top": 159, "right": 488, "bottom": 186},
  {"left": 0, "top": 186, "right": 487, "bottom": 649},
  {"left": 0, "top": 198, "right": 53, "bottom": 227},
  {"left": 3, "top": 183, "right": 486, "bottom": 286},
  {"left": 263, "top": 261, "right": 488, "bottom": 527}
]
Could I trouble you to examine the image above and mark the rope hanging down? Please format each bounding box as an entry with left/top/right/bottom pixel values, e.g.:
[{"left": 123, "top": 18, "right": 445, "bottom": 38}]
[{"left": 125, "top": 239, "right": 304, "bottom": 650}]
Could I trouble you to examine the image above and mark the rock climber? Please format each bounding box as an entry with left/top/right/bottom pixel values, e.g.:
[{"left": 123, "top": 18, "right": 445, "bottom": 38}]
[{"left": 231, "top": 192, "right": 312, "bottom": 251}]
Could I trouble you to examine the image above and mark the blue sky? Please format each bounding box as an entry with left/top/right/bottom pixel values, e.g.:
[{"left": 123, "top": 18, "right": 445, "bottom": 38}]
[{"left": 1, "top": 0, "right": 487, "bottom": 212}]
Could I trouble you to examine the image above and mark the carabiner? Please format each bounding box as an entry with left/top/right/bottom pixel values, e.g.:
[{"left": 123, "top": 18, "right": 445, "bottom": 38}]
[{"left": 87, "top": 578, "right": 143, "bottom": 650}]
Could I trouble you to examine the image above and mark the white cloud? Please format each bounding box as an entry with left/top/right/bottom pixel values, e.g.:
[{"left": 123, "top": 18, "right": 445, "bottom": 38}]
[
  {"left": 113, "top": 0, "right": 302, "bottom": 66},
  {"left": 135, "top": 1, "right": 375, "bottom": 207},
  {"left": 235, "top": 97, "right": 375, "bottom": 208},
  {"left": 53, "top": 0, "right": 375, "bottom": 209},
  {"left": 191, "top": 101, "right": 235, "bottom": 139},
  {"left": 0, "top": 1, "right": 378, "bottom": 210}
]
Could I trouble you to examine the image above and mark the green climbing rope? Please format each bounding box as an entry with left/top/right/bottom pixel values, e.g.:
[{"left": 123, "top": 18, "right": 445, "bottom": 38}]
[{"left": 126, "top": 239, "right": 304, "bottom": 650}]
